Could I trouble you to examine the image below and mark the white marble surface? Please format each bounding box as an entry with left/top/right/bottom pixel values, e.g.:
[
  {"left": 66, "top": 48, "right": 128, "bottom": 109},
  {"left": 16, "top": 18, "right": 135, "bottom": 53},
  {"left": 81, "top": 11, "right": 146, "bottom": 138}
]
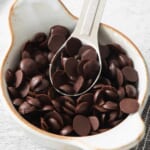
[{"left": 0, "top": 0, "right": 150, "bottom": 149}]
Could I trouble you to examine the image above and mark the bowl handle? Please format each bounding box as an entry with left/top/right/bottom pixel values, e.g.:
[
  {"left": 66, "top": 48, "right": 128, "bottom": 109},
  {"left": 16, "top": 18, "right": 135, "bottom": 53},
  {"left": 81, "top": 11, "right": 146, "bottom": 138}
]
[{"left": 70, "top": 113, "right": 145, "bottom": 150}]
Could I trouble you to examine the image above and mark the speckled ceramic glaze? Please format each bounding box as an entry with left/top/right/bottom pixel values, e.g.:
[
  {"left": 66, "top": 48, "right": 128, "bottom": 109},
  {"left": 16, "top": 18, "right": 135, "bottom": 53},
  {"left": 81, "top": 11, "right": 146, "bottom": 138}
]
[{"left": 0, "top": 0, "right": 149, "bottom": 150}]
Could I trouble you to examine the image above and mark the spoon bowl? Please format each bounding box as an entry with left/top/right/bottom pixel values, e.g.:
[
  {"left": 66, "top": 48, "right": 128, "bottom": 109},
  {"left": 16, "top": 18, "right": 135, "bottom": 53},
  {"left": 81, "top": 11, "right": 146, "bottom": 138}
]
[{"left": 49, "top": 0, "right": 106, "bottom": 96}]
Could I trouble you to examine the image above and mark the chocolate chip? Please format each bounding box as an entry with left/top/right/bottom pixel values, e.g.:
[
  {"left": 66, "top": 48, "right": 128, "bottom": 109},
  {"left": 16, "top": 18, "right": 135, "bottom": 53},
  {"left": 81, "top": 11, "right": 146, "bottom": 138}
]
[
  {"left": 77, "top": 60, "right": 87, "bottom": 75},
  {"left": 119, "top": 98, "right": 139, "bottom": 114},
  {"left": 94, "top": 89, "right": 104, "bottom": 103},
  {"left": 51, "top": 100, "right": 61, "bottom": 112},
  {"left": 36, "top": 94, "right": 51, "bottom": 105},
  {"left": 79, "top": 45, "right": 94, "bottom": 56},
  {"left": 104, "top": 88, "right": 118, "bottom": 101},
  {"left": 13, "top": 98, "right": 24, "bottom": 107},
  {"left": 76, "top": 102, "right": 90, "bottom": 114},
  {"left": 42, "top": 105, "right": 53, "bottom": 112},
  {"left": 108, "top": 44, "right": 126, "bottom": 54},
  {"left": 81, "top": 49, "right": 97, "bottom": 61},
  {"left": 48, "top": 117, "right": 61, "bottom": 131},
  {"left": 125, "top": 84, "right": 137, "bottom": 98},
  {"left": 99, "top": 45, "right": 110, "bottom": 59},
  {"left": 61, "top": 57, "right": 68, "bottom": 68},
  {"left": 77, "top": 93, "right": 93, "bottom": 104},
  {"left": 19, "top": 101, "right": 36, "bottom": 115},
  {"left": 122, "top": 66, "right": 138, "bottom": 82},
  {"left": 20, "top": 58, "right": 37, "bottom": 76},
  {"left": 48, "top": 53, "right": 54, "bottom": 62},
  {"left": 5, "top": 69, "right": 15, "bottom": 85},
  {"left": 35, "top": 54, "right": 48, "bottom": 69},
  {"left": 65, "top": 37, "right": 81, "bottom": 56},
  {"left": 64, "top": 101, "right": 75, "bottom": 112},
  {"left": 40, "top": 117, "right": 49, "bottom": 131},
  {"left": 59, "top": 84, "right": 75, "bottom": 94},
  {"left": 48, "top": 34, "right": 66, "bottom": 53},
  {"left": 117, "top": 87, "right": 125, "bottom": 99},
  {"left": 50, "top": 25, "right": 69, "bottom": 38},
  {"left": 109, "top": 62, "right": 117, "bottom": 78},
  {"left": 26, "top": 96, "right": 41, "bottom": 108},
  {"left": 52, "top": 70, "right": 68, "bottom": 88},
  {"left": 64, "top": 57, "right": 78, "bottom": 77},
  {"left": 8, "top": 86, "right": 19, "bottom": 98},
  {"left": 103, "top": 101, "right": 118, "bottom": 110},
  {"left": 116, "top": 68, "right": 124, "bottom": 86},
  {"left": 15, "top": 70, "right": 24, "bottom": 88},
  {"left": 63, "top": 106, "right": 74, "bottom": 116},
  {"left": 74, "top": 76, "right": 84, "bottom": 93},
  {"left": 88, "top": 116, "right": 100, "bottom": 131},
  {"left": 118, "top": 54, "right": 129, "bottom": 67},
  {"left": 93, "top": 105, "right": 108, "bottom": 113},
  {"left": 60, "top": 125, "right": 73, "bottom": 136},
  {"left": 73, "top": 115, "right": 91, "bottom": 136},
  {"left": 83, "top": 60, "right": 100, "bottom": 78},
  {"left": 22, "top": 51, "right": 31, "bottom": 59},
  {"left": 19, "top": 82, "right": 30, "bottom": 98},
  {"left": 30, "top": 75, "right": 43, "bottom": 90},
  {"left": 48, "top": 111, "right": 64, "bottom": 126},
  {"left": 34, "top": 79, "right": 49, "bottom": 92},
  {"left": 108, "top": 111, "right": 118, "bottom": 122}
]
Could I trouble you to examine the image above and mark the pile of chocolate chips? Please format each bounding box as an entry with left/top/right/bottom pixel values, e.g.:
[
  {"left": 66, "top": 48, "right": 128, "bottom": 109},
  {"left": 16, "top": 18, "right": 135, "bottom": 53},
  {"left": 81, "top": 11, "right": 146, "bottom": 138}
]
[
  {"left": 6, "top": 25, "right": 139, "bottom": 136},
  {"left": 51, "top": 37, "right": 100, "bottom": 94}
]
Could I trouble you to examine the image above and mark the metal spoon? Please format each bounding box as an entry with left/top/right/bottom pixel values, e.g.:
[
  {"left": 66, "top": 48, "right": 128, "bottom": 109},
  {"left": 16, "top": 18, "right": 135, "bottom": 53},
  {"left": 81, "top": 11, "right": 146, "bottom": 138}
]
[{"left": 49, "top": 0, "right": 107, "bottom": 96}]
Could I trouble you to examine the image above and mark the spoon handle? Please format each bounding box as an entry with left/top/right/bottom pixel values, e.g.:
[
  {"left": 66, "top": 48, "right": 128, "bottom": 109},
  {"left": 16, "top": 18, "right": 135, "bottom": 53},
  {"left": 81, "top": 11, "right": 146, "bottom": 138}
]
[{"left": 73, "top": 0, "right": 107, "bottom": 39}]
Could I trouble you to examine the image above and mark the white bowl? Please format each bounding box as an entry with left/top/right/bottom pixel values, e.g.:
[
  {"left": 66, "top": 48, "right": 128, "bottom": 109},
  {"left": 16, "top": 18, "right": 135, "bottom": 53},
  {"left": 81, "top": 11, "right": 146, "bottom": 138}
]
[{"left": 0, "top": 0, "right": 149, "bottom": 150}]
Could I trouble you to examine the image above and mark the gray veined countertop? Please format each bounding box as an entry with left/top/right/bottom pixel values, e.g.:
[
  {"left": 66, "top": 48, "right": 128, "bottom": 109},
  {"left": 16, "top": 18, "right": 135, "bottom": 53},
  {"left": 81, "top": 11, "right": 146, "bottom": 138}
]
[{"left": 0, "top": 0, "right": 150, "bottom": 150}]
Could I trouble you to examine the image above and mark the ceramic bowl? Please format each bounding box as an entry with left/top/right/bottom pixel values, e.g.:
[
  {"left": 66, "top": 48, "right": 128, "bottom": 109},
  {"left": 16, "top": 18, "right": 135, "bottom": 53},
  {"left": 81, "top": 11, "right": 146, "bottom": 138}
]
[{"left": 0, "top": 0, "right": 149, "bottom": 150}]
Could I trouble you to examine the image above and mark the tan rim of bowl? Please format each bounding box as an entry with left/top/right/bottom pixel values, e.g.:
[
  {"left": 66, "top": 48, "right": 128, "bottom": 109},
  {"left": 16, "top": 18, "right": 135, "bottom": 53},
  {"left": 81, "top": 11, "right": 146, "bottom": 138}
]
[{"left": 0, "top": 0, "right": 149, "bottom": 145}]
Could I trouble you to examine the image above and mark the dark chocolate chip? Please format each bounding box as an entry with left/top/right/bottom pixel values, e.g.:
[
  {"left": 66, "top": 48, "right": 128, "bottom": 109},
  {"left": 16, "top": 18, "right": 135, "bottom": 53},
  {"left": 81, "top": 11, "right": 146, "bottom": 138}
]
[
  {"left": 26, "top": 96, "right": 41, "bottom": 108},
  {"left": 103, "top": 101, "right": 118, "bottom": 110},
  {"left": 81, "top": 49, "right": 97, "bottom": 61},
  {"left": 33, "top": 32, "right": 47, "bottom": 43},
  {"left": 73, "top": 115, "right": 91, "bottom": 136},
  {"left": 65, "top": 37, "right": 81, "bottom": 56},
  {"left": 60, "top": 125, "right": 73, "bottom": 136},
  {"left": 5, "top": 69, "right": 15, "bottom": 85},
  {"left": 74, "top": 76, "right": 84, "bottom": 93},
  {"left": 13, "top": 98, "right": 24, "bottom": 107},
  {"left": 122, "top": 66, "right": 138, "bottom": 82},
  {"left": 119, "top": 98, "right": 139, "bottom": 114},
  {"left": 40, "top": 117, "right": 49, "bottom": 131},
  {"left": 30, "top": 75, "right": 43, "bottom": 90},
  {"left": 20, "top": 58, "right": 37, "bottom": 76},
  {"left": 52, "top": 70, "right": 68, "bottom": 88},
  {"left": 99, "top": 45, "right": 110, "bottom": 59},
  {"left": 125, "top": 84, "right": 137, "bottom": 98},
  {"left": 76, "top": 102, "right": 90, "bottom": 114},
  {"left": 19, "top": 101, "right": 36, "bottom": 115},
  {"left": 116, "top": 68, "right": 124, "bottom": 86},
  {"left": 83, "top": 60, "right": 100, "bottom": 78},
  {"left": 8, "top": 87, "right": 19, "bottom": 98},
  {"left": 15, "top": 70, "right": 24, "bottom": 88},
  {"left": 19, "top": 82, "right": 30, "bottom": 98},
  {"left": 64, "top": 57, "right": 78, "bottom": 77},
  {"left": 117, "top": 87, "right": 125, "bottom": 99},
  {"left": 88, "top": 116, "right": 100, "bottom": 131},
  {"left": 77, "top": 93, "right": 93, "bottom": 104},
  {"left": 48, "top": 117, "right": 61, "bottom": 131},
  {"left": 48, "top": 34, "right": 66, "bottom": 53},
  {"left": 59, "top": 84, "right": 75, "bottom": 94},
  {"left": 79, "top": 45, "right": 94, "bottom": 56}
]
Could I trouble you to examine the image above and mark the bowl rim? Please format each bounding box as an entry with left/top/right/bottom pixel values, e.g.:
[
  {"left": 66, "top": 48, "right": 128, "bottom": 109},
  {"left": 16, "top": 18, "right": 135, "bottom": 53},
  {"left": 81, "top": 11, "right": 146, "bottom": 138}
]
[{"left": 0, "top": 0, "right": 149, "bottom": 144}]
